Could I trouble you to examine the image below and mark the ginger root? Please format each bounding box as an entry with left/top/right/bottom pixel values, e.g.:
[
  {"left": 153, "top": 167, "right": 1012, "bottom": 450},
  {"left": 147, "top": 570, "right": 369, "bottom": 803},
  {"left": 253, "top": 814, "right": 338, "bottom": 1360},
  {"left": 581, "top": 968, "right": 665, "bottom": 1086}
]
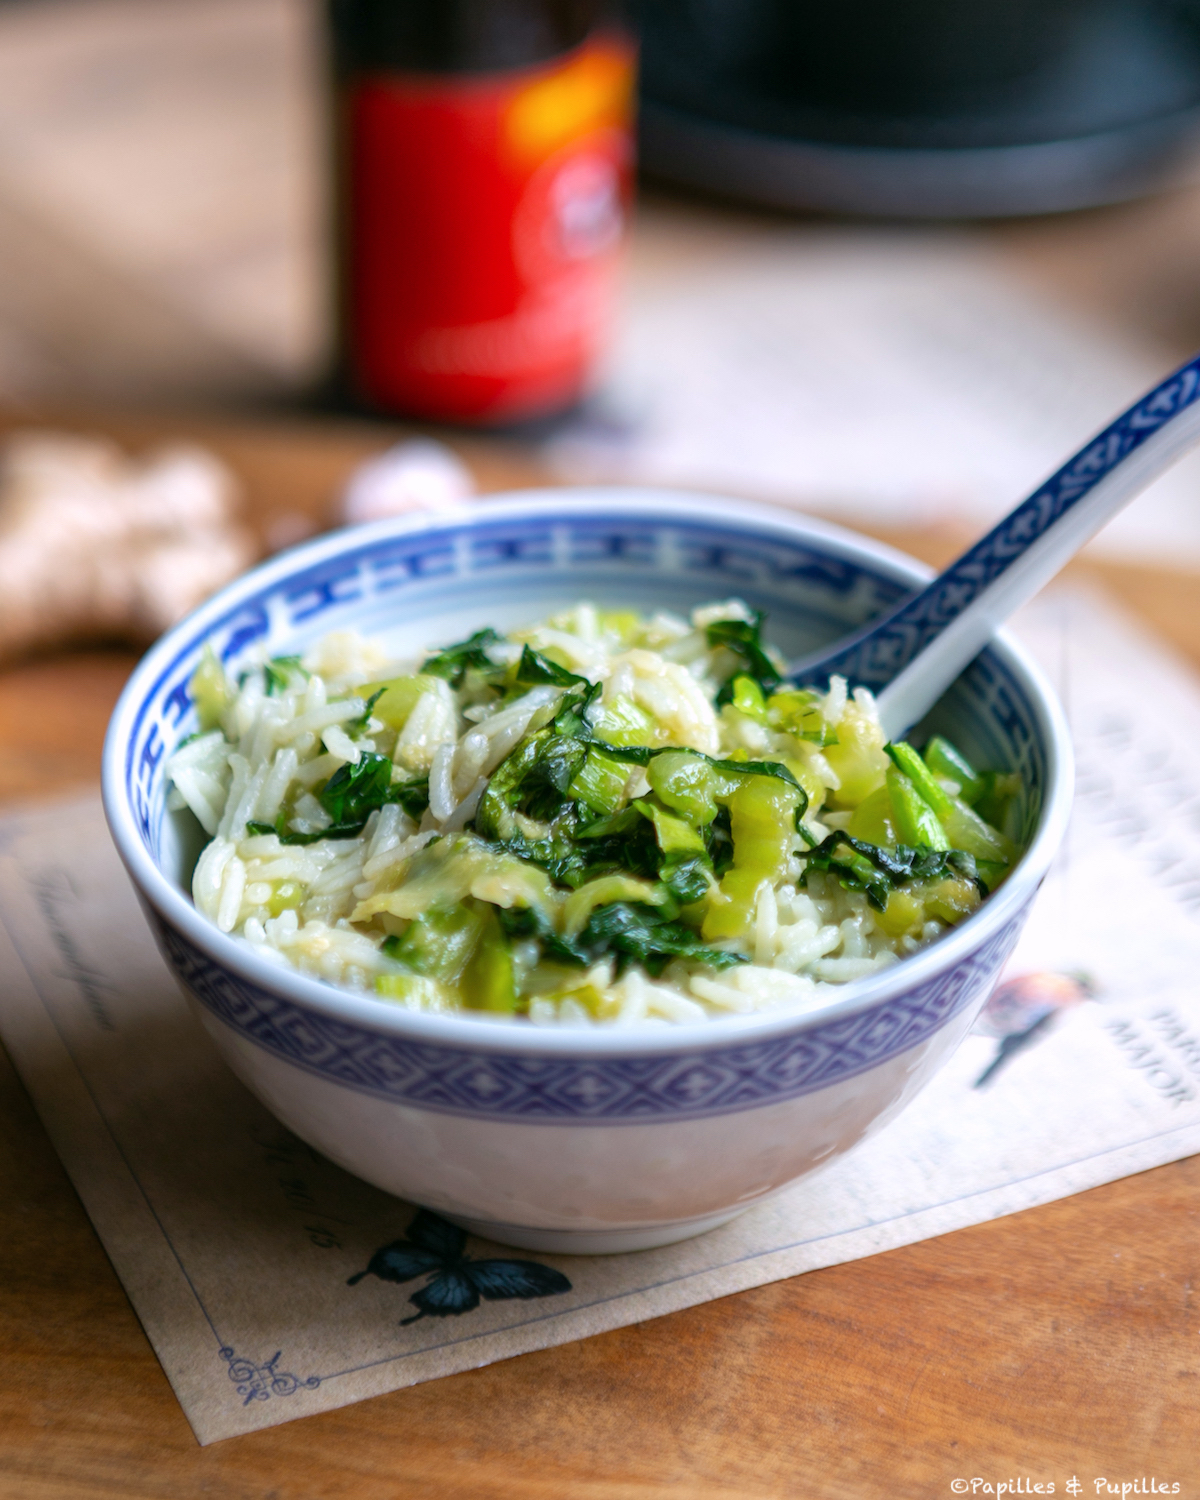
[{"left": 0, "top": 433, "right": 256, "bottom": 661}]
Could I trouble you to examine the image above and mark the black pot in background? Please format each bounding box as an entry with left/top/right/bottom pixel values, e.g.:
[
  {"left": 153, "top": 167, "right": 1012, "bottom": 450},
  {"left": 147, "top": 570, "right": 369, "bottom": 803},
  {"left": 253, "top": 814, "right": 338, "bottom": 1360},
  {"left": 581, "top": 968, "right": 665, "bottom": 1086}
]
[{"left": 634, "top": 0, "right": 1200, "bottom": 216}]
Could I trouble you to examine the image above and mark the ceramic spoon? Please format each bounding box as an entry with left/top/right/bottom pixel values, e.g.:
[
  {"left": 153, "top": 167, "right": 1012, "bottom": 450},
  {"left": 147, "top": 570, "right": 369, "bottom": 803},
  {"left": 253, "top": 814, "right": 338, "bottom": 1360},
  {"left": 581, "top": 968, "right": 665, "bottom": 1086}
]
[{"left": 787, "top": 350, "right": 1200, "bottom": 739}]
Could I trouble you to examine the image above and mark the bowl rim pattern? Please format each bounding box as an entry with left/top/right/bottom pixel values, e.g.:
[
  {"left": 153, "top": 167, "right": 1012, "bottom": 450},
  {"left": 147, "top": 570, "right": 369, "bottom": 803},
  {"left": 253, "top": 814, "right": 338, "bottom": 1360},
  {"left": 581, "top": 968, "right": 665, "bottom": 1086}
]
[{"left": 153, "top": 900, "right": 1029, "bottom": 1121}]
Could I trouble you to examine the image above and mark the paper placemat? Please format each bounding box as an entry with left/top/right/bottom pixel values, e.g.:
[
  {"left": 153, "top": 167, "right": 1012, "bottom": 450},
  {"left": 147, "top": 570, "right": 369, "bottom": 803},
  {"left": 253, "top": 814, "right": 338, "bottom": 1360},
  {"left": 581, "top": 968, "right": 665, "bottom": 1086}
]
[{"left": 3, "top": 587, "right": 1200, "bottom": 1445}]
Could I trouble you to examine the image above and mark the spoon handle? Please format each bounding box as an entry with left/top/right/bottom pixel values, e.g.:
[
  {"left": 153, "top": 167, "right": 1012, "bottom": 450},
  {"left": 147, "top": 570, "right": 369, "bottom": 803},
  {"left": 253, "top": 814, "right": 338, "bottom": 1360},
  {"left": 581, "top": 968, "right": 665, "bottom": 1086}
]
[{"left": 789, "top": 350, "right": 1200, "bottom": 739}]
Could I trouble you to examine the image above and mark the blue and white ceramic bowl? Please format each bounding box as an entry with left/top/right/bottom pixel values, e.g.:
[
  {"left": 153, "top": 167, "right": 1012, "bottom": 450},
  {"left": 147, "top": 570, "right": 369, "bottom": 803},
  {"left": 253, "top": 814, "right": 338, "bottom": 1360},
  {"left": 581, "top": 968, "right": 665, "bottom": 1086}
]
[{"left": 103, "top": 490, "right": 1072, "bottom": 1254}]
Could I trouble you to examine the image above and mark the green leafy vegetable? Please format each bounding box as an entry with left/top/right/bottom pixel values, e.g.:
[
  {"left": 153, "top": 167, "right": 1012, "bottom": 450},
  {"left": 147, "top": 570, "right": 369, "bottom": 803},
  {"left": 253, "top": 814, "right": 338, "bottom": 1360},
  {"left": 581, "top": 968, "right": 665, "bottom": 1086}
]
[
  {"left": 886, "top": 741, "right": 954, "bottom": 821},
  {"left": 646, "top": 750, "right": 718, "bottom": 824},
  {"left": 360, "top": 674, "right": 440, "bottom": 730},
  {"left": 562, "top": 874, "right": 669, "bottom": 937},
  {"left": 705, "top": 805, "right": 735, "bottom": 876},
  {"left": 922, "top": 734, "right": 984, "bottom": 803},
  {"left": 659, "top": 854, "right": 713, "bottom": 905},
  {"left": 190, "top": 603, "right": 1030, "bottom": 1015},
  {"left": 514, "top": 645, "right": 589, "bottom": 690},
  {"left": 474, "top": 728, "right": 608, "bottom": 883},
  {"left": 263, "top": 655, "right": 307, "bottom": 696},
  {"left": 583, "top": 735, "right": 804, "bottom": 798},
  {"left": 494, "top": 903, "right": 585, "bottom": 963},
  {"left": 520, "top": 735, "right": 590, "bottom": 822},
  {"left": 581, "top": 901, "right": 746, "bottom": 977},
  {"left": 551, "top": 679, "right": 602, "bottom": 739},
  {"left": 422, "top": 628, "right": 502, "bottom": 688},
  {"left": 382, "top": 902, "right": 517, "bottom": 1011},
  {"left": 319, "top": 751, "right": 395, "bottom": 827},
  {"left": 589, "top": 695, "right": 658, "bottom": 747},
  {"left": 474, "top": 733, "right": 548, "bottom": 841},
  {"left": 568, "top": 746, "right": 629, "bottom": 815},
  {"left": 886, "top": 766, "right": 951, "bottom": 851},
  {"left": 635, "top": 798, "right": 706, "bottom": 856},
  {"left": 706, "top": 612, "right": 783, "bottom": 705},
  {"left": 474, "top": 721, "right": 736, "bottom": 894},
  {"left": 481, "top": 662, "right": 805, "bottom": 813},
  {"left": 461, "top": 905, "right": 517, "bottom": 1011},
  {"left": 973, "top": 770, "right": 1022, "bottom": 831},
  {"left": 383, "top": 905, "right": 484, "bottom": 983},
  {"left": 888, "top": 740, "right": 1014, "bottom": 864},
  {"left": 348, "top": 686, "right": 386, "bottom": 731},
  {"left": 496, "top": 899, "right": 743, "bottom": 977},
  {"left": 191, "top": 645, "right": 232, "bottom": 731},
  {"left": 701, "top": 771, "right": 806, "bottom": 942},
  {"left": 244, "top": 817, "right": 369, "bottom": 845},
  {"left": 709, "top": 756, "right": 802, "bottom": 790},
  {"left": 802, "top": 831, "right": 981, "bottom": 911},
  {"left": 390, "top": 774, "right": 431, "bottom": 820},
  {"left": 728, "top": 675, "right": 768, "bottom": 723},
  {"left": 766, "top": 688, "right": 838, "bottom": 746},
  {"left": 917, "top": 732, "right": 1022, "bottom": 838}
]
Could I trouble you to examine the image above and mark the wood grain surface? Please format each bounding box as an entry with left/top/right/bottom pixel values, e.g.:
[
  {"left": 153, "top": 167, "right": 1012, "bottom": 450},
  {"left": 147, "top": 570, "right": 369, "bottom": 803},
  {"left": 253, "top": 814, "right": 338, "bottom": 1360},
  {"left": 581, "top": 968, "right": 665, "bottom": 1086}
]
[{"left": 1, "top": 412, "right": 1198, "bottom": 1499}]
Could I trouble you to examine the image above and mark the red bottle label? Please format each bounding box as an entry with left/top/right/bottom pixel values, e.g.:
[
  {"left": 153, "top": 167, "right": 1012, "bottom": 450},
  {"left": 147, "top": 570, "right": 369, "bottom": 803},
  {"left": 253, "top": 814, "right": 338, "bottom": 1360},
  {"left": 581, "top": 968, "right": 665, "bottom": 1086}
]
[{"left": 345, "top": 36, "right": 635, "bottom": 423}]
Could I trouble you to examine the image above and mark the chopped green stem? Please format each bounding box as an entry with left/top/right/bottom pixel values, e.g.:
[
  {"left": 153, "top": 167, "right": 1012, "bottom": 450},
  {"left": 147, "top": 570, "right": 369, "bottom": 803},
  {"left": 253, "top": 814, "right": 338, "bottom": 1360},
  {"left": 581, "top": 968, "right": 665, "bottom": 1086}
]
[
  {"left": 886, "top": 741, "right": 955, "bottom": 821},
  {"left": 922, "top": 734, "right": 984, "bottom": 803},
  {"left": 886, "top": 766, "right": 951, "bottom": 851}
]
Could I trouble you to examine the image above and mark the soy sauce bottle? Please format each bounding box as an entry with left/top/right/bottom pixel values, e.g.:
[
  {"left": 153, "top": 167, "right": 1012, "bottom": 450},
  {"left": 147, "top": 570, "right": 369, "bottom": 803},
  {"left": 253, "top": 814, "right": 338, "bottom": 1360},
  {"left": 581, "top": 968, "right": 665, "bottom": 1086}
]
[{"left": 329, "top": 0, "right": 635, "bottom": 425}]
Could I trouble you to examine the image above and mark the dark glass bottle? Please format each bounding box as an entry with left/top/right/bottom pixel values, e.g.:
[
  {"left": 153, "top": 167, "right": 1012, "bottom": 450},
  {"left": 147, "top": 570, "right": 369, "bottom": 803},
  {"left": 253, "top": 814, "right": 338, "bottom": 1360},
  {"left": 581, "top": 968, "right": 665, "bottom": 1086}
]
[{"left": 329, "top": 0, "right": 635, "bottom": 425}]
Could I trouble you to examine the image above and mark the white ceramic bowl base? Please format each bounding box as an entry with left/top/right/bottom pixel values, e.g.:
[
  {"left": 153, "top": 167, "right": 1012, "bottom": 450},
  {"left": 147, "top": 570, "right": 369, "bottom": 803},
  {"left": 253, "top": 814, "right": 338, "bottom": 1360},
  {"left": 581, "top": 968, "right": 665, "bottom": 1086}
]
[
  {"left": 182, "top": 975, "right": 993, "bottom": 1253},
  {"left": 106, "top": 491, "right": 1072, "bottom": 1255}
]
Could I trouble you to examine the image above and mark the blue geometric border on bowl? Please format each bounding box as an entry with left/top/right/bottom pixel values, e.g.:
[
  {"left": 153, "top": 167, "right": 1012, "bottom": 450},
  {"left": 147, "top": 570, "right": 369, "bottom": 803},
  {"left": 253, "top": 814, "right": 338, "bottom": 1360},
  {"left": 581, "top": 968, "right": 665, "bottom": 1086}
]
[
  {"left": 158, "top": 906, "right": 1028, "bottom": 1124},
  {"left": 125, "top": 514, "right": 904, "bottom": 858},
  {"left": 124, "top": 511, "right": 1047, "bottom": 862}
]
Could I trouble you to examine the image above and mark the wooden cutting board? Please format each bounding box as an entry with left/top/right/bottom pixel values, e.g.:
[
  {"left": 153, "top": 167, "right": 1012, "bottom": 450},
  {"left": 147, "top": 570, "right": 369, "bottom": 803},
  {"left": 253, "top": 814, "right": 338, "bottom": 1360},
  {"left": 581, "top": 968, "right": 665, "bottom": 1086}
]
[{"left": 1, "top": 408, "right": 1197, "bottom": 1500}]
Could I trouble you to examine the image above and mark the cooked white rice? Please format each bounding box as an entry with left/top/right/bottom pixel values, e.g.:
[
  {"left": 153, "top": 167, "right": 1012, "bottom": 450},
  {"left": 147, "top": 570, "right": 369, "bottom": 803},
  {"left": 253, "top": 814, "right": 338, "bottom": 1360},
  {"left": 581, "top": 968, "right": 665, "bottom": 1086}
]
[{"left": 167, "top": 601, "right": 974, "bottom": 1026}]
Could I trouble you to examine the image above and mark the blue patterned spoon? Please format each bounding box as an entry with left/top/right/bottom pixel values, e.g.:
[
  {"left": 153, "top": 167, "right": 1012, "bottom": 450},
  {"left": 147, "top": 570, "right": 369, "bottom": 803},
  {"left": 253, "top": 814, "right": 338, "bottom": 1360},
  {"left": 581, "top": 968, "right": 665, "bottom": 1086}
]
[{"left": 788, "top": 351, "right": 1200, "bottom": 737}]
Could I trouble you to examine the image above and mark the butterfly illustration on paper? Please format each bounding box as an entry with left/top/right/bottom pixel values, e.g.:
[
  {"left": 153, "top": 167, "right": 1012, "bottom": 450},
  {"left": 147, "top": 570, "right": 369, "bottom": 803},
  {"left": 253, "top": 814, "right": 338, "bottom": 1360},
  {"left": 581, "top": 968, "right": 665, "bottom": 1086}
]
[{"left": 347, "top": 1208, "right": 572, "bottom": 1326}]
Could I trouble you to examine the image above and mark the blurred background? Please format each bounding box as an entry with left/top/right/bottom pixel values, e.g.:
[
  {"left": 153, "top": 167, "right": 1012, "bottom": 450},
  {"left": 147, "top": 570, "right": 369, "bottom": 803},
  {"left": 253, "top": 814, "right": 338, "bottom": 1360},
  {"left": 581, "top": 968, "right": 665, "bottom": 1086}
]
[{"left": 6, "top": 0, "right": 1200, "bottom": 567}]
